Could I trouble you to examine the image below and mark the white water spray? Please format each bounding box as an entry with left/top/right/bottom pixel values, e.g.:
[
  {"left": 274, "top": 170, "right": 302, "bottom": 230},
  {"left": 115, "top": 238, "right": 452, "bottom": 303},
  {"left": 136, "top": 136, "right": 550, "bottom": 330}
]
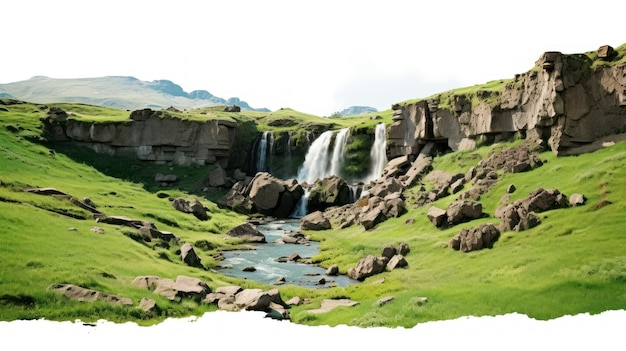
[
  {"left": 363, "top": 122, "right": 387, "bottom": 183},
  {"left": 256, "top": 131, "right": 273, "bottom": 172},
  {"left": 296, "top": 128, "right": 350, "bottom": 184},
  {"left": 291, "top": 128, "right": 351, "bottom": 217},
  {"left": 329, "top": 128, "right": 350, "bottom": 177}
]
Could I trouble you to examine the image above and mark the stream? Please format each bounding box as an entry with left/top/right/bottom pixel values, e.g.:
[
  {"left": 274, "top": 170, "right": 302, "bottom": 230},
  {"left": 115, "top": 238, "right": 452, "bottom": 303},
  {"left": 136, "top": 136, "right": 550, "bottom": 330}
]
[{"left": 218, "top": 219, "right": 357, "bottom": 289}]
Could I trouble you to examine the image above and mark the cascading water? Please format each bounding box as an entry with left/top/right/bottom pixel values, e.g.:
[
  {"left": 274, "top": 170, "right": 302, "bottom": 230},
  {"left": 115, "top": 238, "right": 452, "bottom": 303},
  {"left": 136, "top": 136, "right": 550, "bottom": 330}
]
[
  {"left": 291, "top": 127, "right": 351, "bottom": 217},
  {"left": 363, "top": 122, "right": 387, "bottom": 184},
  {"left": 298, "top": 130, "right": 332, "bottom": 183},
  {"left": 255, "top": 131, "right": 273, "bottom": 173},
  {"left": 329, "top": 128, "right": 350, "bottom": 177}
]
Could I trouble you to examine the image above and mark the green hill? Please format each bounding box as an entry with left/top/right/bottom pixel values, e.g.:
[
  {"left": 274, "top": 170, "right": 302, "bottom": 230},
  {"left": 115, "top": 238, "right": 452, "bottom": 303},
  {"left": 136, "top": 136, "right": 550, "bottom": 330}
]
[{"left": 0, "top": 98, "right": 625, "bottom": 328}]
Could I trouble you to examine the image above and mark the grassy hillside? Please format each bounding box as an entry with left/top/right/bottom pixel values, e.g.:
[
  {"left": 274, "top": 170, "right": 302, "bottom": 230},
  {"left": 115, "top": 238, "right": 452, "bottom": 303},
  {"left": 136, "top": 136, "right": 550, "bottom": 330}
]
[{"left": 1, "top": 99, "right": 625, "bottom": 327}]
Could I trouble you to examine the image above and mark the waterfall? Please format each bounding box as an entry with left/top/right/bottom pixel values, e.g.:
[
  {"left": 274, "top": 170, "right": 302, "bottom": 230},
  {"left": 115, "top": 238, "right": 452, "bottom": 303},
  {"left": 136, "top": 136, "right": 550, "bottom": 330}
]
[
  {"left": 363, "top": 122, "right": 387, "bottom": 183},
  {"left": 292, "top": 127, "right": 351, "bottom": 217},
  {"left": 329, "top": 128, "right": 350, "bottom": 177},
  {"left": 255, "top": 131, "right": 273, "bottom": 172},
  {"left": 284, "top": 131, "right": 292, "bottom": 158},
  {"left": 296, "top": 130, "right": 333, "bottom": 183},
  {"left": 290, "top": 188, "right": 310, "bottom": 218}
]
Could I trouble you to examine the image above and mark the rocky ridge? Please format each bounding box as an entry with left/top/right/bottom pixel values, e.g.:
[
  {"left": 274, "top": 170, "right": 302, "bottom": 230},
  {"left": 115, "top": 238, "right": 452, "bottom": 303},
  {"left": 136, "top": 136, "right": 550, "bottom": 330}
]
[{"left": 387, "top": 45, "right": 626, "bottom": 158}]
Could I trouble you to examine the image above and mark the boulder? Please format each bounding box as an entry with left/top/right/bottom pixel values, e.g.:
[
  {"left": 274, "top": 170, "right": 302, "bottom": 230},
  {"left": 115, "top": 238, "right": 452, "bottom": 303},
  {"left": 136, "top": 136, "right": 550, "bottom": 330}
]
[
  {"left": 446, "top": 200, "right": 483, "bottom": 226},
  {"left": 306, "top": 175, "right": 352, "bottom": 211},
  {"left": 224, "top": 105, "right": 241, "bottom": 112},
  {"left": 397, "top": 242, "right": 410, "bottom": 256},
  {"left": 281, "top": 231, "right": 309, "bottom": 244},
  {"left": 172, "top": 198, "right": 209, "bottom": 221},
  {"left": 245, "top": 172, "right": 304, "bottom": 217},
  {"left": 507, "top": 184, "right": 517, "bottom": 194},
  {"left": 248, "top": 173, "right": 286, "bottom": 211},
  {"left": 381, "top": 245, "right": 397, "bottom": 260},
  {"left": 208, "top": 166, "right": 226, "bottom": 187},
  {"left": 401, "top": 156, "right": 433, "bottom": 187},
  {"left": 383, "top": 197, "right": 407, "bottom": 218},
  {"left": 48, "top": 284, "right": 133, "bottom": 305},
  {"left": 218, "top": 183, "right": 255, "bottom": 214},
  {"left": 151, "top": 275, "right": 211, "bottom": 301},
  {"left": 138, "top": 297, "right": 158, "bottom": 314},
  {"left": 381, "top": 155, "right": 411, "bottom": 178},
  {"left": 300, "top": 211, "right": 331, "bottom": 230},
  {"left": 308, "top": 299, "right": 360, "bottom": 314},
  {"left": 427, "top": 206, "right": 447, "bottom": 227},
  {"left": 359, "top": 206, "right": 386, "bottom": 230},
  {"left": 387, "top": 255, "right": 408, "bottom": 270},
  {"left": 226, "top": 222, "right": 266, "bottom": 243},
  {"left": 569, "top": 193, "right": 586, "bottom": 206},
  {"left": 449, "top": 223, "right": 500, "bottom": 252},
  {"left": 522, "top": 188, "right": 570, "bottom": 212},
  {"left": 326, "top": 264, "right": 339, "bottom": 276},
  {"left": 234, "top": 288, "right": 287, "bottom": 312},
  {"left": 497, "top": 204, "right": 541, "bottom": 232},
  {"left": 347, "top": 255, "right": 388, "bottom": 281},
  {"left": 94, "top": 215, "right": 151, "bottom": 229},
  {"left": 180, "top": 243, "right": 203, "bottom": 268},
  {"left": 367, "top": 177, "right": 404, "bottom": 199}
]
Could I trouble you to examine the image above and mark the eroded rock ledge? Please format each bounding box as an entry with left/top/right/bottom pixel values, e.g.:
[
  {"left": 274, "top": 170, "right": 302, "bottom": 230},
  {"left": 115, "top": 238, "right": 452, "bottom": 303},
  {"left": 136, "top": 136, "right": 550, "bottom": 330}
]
[
  {"left": 388, "top": 45, "right": 626, "bottom": 158},
  {"left": 43, "top": 108, "right": 237, "bottom": 167}
]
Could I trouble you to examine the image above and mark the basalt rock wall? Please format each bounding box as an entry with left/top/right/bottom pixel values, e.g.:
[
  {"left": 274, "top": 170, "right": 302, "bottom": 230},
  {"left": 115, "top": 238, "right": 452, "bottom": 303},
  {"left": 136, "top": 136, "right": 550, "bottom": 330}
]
[
  {"left": 44, "top": 108, "right": 237, "bottom": 167},
  {"left": 388, "top": 46, "right": 626, "bottom": 158}
]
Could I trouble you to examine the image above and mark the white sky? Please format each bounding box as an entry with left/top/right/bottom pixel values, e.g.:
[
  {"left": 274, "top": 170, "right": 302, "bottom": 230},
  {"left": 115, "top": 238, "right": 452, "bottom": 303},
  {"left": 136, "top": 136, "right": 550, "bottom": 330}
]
[{"left": 2, "top": 0, "right": 625, "bottom": 116}]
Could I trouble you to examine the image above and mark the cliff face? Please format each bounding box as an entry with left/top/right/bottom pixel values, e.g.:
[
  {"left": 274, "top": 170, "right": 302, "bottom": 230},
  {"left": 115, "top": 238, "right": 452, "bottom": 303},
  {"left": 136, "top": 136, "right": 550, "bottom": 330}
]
[
  {"left": 44, "top": 108, "right": 237, "bottom": 167},
  {"left": 388, "top": 46, "right": 626, "bottom": 158}
]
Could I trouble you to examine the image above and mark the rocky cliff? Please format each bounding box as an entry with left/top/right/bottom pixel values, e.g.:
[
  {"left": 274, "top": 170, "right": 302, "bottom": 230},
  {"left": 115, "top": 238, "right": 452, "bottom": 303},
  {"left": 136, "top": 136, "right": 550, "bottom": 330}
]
[
  {"left": 44, "top": 108, "right": 237, "bottom": 167},
  {"left": 388, "top": 45, "right": 626, "bottom": 158}
]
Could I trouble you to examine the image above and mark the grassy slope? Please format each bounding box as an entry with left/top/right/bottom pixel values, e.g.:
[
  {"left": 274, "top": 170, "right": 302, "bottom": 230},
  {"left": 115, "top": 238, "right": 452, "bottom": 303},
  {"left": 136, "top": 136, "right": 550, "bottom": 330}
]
[
  {"left": 1, "top": 100, "right": 625, "bottom": 328},
  {"left": 295, "top": 141, "right": 626, "bottom": 327}
]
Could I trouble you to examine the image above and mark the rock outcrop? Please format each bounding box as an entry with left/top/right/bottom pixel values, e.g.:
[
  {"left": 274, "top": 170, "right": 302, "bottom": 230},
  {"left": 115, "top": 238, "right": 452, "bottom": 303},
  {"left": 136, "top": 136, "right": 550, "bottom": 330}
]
[
  {"left": 449, "top": 223, "right": 501, "bottom": 252},
  {"left": 219, "top": 172, "right": 304, "bottom": 218},
  {"left": 43, "top": 108, "right": 238, "bottom": 167},
  {"left": 428, "top": 200, "right": 484, "bottom": 228},
  {"left": 132, "top": 275, "right": 211, "bottom": 302},
  {"left": 171, "top": 197, "right": 209, "bottom": 221},
  {"left": 49, "top": 284, "right": 133, "bottom": 305},
  {"left": 226, "top": 222, "right": 266, "bottom": 243},
  {"left": 387, "top": 46, "right": 626, "bottom": 158},
  {"left": 496, "top": 187, "right": 572, "bottom": 232}
]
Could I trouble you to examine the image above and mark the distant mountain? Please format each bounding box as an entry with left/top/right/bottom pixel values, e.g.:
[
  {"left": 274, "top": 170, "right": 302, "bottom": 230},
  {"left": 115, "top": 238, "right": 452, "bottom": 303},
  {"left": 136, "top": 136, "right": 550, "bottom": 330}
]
[
  {"left": 0, "top": 76, "right": 270, "bottom": 112},
  {"left": 338, "top": 105, "right": 378, "bottom": 116}
]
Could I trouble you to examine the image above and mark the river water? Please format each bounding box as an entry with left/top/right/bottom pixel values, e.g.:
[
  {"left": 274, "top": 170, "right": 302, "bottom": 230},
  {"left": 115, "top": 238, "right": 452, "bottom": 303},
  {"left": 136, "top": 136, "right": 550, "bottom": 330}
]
[{"left": 219, "top": 219, "right": 357, "bottom": 289}]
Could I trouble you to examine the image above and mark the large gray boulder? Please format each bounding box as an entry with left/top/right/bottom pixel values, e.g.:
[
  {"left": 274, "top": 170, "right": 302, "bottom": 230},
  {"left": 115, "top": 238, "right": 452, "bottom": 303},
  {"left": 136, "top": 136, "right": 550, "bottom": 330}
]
[
  {"left": 248, "top": 173, "right": 285, "bottom": 211},
  {"left": 347, "top": 255, "right": 388, "bottom": 281},
  {"left": 226, "top": 223, "right": 266, "bottom": 243},
  {"left": 220, "top": 172, "right": 303, "bottom": 218},
  {"left": 300, "top": 211, "right": 331, "bottom": 230}
]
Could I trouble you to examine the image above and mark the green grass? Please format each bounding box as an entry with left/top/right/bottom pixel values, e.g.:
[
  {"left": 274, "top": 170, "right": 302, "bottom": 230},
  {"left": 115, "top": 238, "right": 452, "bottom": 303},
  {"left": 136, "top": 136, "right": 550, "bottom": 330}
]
[
  {"left": 1, "top": 99, "right": 625, "bottom": 328},
  {"left": 291, "top": 139, "right": 626, "bottom": 327}
]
